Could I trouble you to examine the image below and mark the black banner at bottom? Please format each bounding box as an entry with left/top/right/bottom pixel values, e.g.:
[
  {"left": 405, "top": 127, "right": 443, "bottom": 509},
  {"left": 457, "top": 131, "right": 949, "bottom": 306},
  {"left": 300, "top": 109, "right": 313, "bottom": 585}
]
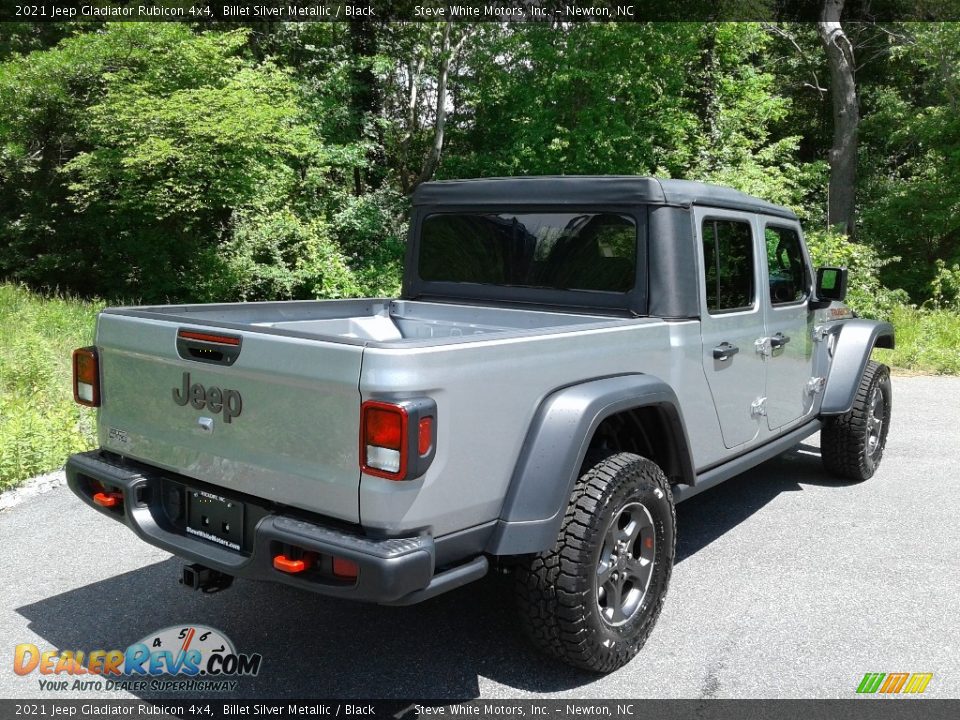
[{"left": 4, "top": 699, "right": 960, "bottom": 720}]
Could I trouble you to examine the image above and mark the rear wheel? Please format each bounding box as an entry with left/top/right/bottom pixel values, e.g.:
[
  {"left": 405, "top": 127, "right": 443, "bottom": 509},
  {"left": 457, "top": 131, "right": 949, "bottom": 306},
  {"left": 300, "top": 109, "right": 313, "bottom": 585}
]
[
  {"left": 821, "top": 360, "right": 892, "bottom": 481},
  {"left": 514, "top": 452, "right": 675, "bottom": 673}
]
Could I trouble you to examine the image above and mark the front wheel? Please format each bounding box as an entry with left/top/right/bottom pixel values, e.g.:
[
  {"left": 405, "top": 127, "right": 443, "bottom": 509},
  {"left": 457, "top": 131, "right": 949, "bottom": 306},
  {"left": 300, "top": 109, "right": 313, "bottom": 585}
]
[
  {"left": 514, "top": 452, "right": 675, "bottom": 673},
  {"left": 821, "top": 360, "right": 892, "bottom": 481}
]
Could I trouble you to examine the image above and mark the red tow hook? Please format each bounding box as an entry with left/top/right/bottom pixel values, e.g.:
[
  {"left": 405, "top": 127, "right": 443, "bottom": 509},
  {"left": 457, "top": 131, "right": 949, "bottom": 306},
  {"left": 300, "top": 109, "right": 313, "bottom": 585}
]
[
  {"left": 273, "top": 554, "right": 311, "bottom": 574},
  {"left": 93, "top": 491, "right": 123, "bottom": 508}
]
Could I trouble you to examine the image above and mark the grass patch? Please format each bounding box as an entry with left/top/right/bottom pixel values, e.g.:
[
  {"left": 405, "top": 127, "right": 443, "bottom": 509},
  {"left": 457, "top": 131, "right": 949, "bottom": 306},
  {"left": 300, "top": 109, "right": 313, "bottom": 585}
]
[
  {"left": 873, "top": 305, "right": 960, "bottom": 375},
  {"left": 0, "top": 283, "right": 102, "bottom": 490}
]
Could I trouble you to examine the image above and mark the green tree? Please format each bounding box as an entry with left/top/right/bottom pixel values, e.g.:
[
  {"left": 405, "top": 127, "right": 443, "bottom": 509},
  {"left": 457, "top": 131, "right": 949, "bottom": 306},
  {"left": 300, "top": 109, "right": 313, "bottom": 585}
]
[
  {"left": 439, "top": 23, "right": 813, "bottom": 214},
  {"left": 442, "top": 23, "right": 701, "bottom": 178},
  {"left": 858, "top": 22, "right": 960, "bottom": 300},
  {"left": 0, "top": 23, "right": 381, "bottom": 302}
]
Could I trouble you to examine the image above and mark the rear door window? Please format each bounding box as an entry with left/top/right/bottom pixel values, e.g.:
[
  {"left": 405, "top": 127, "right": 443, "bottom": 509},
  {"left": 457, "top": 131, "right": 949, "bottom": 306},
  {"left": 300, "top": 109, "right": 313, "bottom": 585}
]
[{"left": 701, "top": 219, "right": 756, "bottom": 313}]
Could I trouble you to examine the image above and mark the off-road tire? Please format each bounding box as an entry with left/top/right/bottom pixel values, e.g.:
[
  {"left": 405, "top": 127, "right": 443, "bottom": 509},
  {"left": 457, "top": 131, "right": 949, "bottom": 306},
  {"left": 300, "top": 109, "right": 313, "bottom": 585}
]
[
  {"left": 514, "top": 452, "right": 675, "bottom": 673},
  {"left": 821, "top": 360, "right": 892, "bottom": 481}
]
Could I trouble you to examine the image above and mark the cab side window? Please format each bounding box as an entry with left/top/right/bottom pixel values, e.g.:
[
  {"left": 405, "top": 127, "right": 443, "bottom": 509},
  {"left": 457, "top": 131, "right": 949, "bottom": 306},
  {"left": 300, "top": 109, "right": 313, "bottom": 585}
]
[
  {"left": 765, "top": 226, "right": 809, "bottom": 305},
  {"left": 702, "top": 219, "right": 755, "bottom": 313}
]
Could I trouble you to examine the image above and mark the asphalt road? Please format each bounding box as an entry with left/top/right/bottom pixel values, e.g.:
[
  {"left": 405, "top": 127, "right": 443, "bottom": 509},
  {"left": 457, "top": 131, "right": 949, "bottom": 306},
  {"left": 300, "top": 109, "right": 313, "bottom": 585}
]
[{"left": 2, "top": 375, "right": 958, "bottom": 701}]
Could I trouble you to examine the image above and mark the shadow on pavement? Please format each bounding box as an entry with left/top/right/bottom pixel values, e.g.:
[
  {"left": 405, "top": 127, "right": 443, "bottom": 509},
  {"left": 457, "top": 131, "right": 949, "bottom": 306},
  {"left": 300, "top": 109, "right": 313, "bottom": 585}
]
[
  {"left": 16, "top": 557, "right": 583, "bottom": 699},
  {"left": 17, "top": 442, "right": 847, "bottom": 699},
  {"left": 675, "top": 442, "right": 856, "bottom": 563}
]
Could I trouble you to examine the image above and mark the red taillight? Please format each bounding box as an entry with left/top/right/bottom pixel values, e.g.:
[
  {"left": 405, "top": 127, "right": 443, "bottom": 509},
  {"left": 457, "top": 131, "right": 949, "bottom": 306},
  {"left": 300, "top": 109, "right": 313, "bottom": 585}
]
[
  {"left": 365, "top": 406, "right": 404, "bottom": 450},
  {"left": 360, "top": 399, "right": 436, "bottom": 481},
  {"left": 73, "top": 347, "right": 100, "bottom": 407},
  {"left": 361, "top": 401, "right": 408, "bottom": 479}
]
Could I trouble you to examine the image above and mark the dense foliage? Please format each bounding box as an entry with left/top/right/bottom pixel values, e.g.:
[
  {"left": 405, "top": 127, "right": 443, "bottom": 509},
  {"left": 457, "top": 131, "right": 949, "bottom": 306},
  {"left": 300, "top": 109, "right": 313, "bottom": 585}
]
[
  {"left": 2, "top": 21, "right": 960, "bottom": 488},
  {"left": 0, "top": 283, "right": 97, "bottom": 488},
  {"left": 1, "top": 21, "right": 959, "bottom": 312},
  {"left": 0, "top": 24, "right": 404, "bottom": 302}
]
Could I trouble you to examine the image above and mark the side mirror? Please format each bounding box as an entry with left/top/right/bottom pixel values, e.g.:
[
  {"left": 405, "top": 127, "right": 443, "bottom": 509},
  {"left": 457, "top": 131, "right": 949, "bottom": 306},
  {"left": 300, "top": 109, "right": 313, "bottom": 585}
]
[{"left": 814, "top": 266, "right": 848, "bottom": 304}]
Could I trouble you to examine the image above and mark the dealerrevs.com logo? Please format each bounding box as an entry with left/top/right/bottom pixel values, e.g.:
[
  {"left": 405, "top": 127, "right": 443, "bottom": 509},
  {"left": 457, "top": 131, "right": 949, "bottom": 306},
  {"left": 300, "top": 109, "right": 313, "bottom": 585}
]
[{"left": 13, "top": 625, "right": 262, "bottom": 693}]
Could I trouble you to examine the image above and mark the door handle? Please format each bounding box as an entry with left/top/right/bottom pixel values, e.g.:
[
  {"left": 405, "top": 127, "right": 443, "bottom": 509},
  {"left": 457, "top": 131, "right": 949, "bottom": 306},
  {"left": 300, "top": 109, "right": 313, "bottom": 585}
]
[
  {"left": 713, "top": 342, "right": 740, "bottom": 360},
  {"left": 770, "top": 332, "right": 791, "bottom": 349}
]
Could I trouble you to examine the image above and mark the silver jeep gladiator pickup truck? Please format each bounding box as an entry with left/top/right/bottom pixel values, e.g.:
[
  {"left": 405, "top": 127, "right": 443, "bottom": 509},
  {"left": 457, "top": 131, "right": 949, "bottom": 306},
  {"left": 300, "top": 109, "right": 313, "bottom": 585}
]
[{"left": 66, "top": 176, "right": 894, "bottom": 672}]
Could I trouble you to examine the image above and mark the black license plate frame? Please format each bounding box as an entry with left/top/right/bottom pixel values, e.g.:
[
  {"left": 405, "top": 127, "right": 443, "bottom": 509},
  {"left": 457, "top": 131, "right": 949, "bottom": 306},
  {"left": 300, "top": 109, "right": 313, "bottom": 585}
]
[{"left": 186, "top": 489, "right": 244, "bottom": 552}]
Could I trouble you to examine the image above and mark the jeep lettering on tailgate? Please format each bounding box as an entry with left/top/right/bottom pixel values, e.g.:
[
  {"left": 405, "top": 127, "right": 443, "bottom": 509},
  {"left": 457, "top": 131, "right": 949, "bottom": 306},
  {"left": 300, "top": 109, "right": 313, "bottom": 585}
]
[{"left": 172, "top": 372, "right": 242, "bottom": 423}]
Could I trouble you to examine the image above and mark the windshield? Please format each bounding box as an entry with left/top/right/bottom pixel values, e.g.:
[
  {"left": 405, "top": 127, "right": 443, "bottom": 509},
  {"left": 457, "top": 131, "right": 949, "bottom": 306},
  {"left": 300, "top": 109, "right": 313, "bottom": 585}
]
[{"left": 419, "top": 212, "right": 637, "bottom": 293}]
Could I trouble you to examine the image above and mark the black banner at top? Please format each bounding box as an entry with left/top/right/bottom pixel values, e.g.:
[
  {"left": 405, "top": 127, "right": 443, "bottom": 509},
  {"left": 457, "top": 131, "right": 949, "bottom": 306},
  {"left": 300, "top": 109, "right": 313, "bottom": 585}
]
[
  {"left": 2, "top": 0, "right": 960, "bottom": 23},
  {"left": 0, "top": 700, "right": 959, "bottom": 720}
]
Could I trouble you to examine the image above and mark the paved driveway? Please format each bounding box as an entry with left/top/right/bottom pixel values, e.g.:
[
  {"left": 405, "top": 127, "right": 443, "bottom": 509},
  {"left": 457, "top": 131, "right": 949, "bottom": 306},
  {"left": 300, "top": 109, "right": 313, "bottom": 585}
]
[{"left": 2, "top": 376, "right": 957, "bottom": 700}]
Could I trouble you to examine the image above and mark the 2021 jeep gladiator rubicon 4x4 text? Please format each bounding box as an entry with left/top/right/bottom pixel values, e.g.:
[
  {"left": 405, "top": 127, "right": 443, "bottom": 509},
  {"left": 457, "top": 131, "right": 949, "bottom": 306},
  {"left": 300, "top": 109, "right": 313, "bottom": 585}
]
[{"left": 67, "top": 177, "right": 894, "bottom": 672}]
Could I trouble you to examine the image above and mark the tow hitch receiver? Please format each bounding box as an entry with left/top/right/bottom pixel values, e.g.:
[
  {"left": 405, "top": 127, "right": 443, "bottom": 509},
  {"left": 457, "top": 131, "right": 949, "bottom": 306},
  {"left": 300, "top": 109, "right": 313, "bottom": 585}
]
[{"left": 179, "top": 563, "right": 233, "bottom": 594}]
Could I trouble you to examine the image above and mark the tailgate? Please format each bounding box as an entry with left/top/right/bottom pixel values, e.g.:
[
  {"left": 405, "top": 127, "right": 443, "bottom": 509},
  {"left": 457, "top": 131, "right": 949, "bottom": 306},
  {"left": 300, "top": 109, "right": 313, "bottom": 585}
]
[{"left": 95, "top": 313, "right": 363, "bottom": 523}]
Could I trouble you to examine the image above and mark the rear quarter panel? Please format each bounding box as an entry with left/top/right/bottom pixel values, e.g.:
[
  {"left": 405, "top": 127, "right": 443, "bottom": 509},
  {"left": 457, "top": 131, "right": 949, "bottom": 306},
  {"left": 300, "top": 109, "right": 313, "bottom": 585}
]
[{"left": 358, "top": 319, "right": 721, "bottom": 537}]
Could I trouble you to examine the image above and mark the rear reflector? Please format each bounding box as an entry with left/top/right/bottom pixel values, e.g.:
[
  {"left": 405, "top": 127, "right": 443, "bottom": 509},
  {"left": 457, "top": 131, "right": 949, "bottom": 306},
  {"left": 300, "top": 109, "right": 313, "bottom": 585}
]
[
  {"left": 273, "top": 555, "right": 310, "bottom": 574},
  {"left": 418, "top": 417, "right": 433, "bottom": 455},
  {"left": 93, "top": 491, "right": 122, "bottom": 508},
  {"left": 72, "top": 347, "right": 101, "bottom": 407},
  {"left": 332, "top": 557, "right": 359, "bottom": 579}
]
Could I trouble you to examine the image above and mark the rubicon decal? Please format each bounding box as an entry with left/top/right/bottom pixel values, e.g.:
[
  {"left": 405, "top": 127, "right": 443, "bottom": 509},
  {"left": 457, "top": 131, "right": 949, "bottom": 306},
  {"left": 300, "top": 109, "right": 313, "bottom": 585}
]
[
  {"left": 13, "top": 625, "right": 262, "bottom": 692},
  {"left": 172, "top": 372, "right": 242, "bottom": 423}
]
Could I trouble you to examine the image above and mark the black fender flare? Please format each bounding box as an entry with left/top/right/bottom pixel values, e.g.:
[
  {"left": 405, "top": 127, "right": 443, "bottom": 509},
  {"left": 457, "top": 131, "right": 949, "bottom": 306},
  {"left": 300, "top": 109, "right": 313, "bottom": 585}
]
[
  {"left": 820, "top": 319, "right": 895, "bottom": 416},
  {"left": 485, "top": 374, "right": 694, "bottom": 556}
]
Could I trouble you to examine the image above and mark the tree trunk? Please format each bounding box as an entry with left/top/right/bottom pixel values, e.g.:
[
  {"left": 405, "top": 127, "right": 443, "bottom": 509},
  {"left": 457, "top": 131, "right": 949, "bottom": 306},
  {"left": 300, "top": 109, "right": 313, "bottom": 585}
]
[
  {"left": 398, "top": 49, "right": 426, "bottom": 195},
  {"left": 817, "top": 0, "right": 859, "bottom": 237},
  {"left": 411, "top": 22, "right": 471, "bottom": 191},
  {"left": 349, "top": 12, "right": 383, "bottom": 194},
  {"left": 414, "top": 21, "right": 454, "bottom": 190}
]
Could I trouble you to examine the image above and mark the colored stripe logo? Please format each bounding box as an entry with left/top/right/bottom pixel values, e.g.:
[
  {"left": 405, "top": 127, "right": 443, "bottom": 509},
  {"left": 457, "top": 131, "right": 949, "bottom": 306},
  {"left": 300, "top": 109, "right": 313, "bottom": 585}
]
[{"left": 857, "top": 673, "right": 933, "bottom": 694}]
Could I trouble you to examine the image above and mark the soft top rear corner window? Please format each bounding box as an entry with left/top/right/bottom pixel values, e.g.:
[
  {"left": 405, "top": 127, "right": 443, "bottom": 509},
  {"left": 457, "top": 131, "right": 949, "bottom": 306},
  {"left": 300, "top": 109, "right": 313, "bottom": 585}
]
[{"left": 418, "top": 212, "right": 637, "bottom": 293}]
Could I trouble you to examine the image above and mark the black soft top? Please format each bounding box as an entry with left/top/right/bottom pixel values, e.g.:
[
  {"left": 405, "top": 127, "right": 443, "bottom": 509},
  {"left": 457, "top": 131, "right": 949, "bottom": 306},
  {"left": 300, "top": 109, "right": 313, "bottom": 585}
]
[{"left": 413, "top": 175, "right": 797, "bottom": 221}]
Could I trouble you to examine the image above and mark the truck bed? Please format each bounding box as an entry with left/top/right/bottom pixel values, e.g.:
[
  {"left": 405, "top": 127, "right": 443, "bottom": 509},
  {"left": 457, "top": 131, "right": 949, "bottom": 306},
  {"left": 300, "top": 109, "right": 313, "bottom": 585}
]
[
  {"left": 93, "top": 297, "right": 653, "bottom": 528},
  {"left": 110, "top": 298, "right": 628, "bottom": 346}
]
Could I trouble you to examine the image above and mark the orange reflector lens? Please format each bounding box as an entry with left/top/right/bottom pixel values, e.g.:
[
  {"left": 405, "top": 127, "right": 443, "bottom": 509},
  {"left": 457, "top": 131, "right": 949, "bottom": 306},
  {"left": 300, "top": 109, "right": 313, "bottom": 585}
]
[
  {"left": 418, "top": 417, "right": 433, "bottom": 455},
  {"left": 332, "top": 557, "right": 359, "bottom": 579}
]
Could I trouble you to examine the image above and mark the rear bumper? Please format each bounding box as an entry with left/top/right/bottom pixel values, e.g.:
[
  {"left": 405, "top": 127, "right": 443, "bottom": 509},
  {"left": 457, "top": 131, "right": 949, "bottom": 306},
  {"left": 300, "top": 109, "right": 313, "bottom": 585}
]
[{"left": 65, "top": 450, "right": 437, "bottom": 603}]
